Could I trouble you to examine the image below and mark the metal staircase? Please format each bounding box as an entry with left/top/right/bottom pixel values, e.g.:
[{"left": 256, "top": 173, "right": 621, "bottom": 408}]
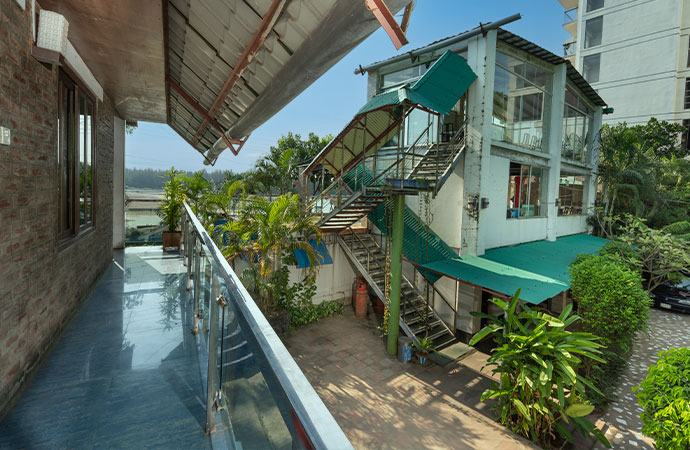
[
  {"left": 308, "top": 124, "right": 467, "bottom": 233},
  {"left": 409, "top": 126, "right": 467, "bottom": 195},
  {"left": 339, "top": 230, "right": 457, "bottom": 350}
]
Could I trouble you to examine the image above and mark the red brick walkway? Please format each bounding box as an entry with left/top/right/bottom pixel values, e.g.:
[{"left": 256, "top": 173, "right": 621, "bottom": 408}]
[{"left": 284, "top": 310, "right": 537, "bottom": 450}]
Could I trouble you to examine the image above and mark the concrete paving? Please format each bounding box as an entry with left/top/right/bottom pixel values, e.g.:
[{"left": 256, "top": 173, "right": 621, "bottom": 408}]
[
  {"left": 595, "top": 308, "right": 690, "bottom": 450},
  {"left": 284, "top": 309, "right": 537, "bottom": 450}
]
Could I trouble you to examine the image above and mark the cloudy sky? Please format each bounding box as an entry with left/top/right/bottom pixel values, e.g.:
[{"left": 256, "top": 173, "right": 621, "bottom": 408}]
[{"left": 126, "top": 0, "right": 571, "bottom": 173}]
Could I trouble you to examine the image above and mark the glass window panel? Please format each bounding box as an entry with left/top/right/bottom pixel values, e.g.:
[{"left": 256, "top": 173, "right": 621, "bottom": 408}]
[
  {"left": 85, "top": 101, "right": 93, "bottom": 223},
  {"left": 79, "top": 96, "right": 86, "bottom": 226},
  {"left": 583, "top": 54, "right": 600, "bottom": 83},
  {"left": 584, "top": 16, "right": 603, "bottom": 48},
  {"left": 558, "top": 174, "right": 586, "bottom": 215},
  {"left": 586, "top": 0, "right": 604, "bottom": 12},
  {"left": 493, "top": 52, "right": 551, "bottom": 152},
  {"left": 507, "top": 162, "right": 545, "bottom": 218}
]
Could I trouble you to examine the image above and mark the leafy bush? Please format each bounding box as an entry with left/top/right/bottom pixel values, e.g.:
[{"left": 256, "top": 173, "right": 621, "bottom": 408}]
[
  {"left": 569, "top": 254, "right": 652, "bottom": 405},
  {"left": 267, "top": 267, "right": 343, "bottom": 327},
  {"left": 634, "top": 347, "right": 690, "bottom": 450},
  {"left": 470, "top": 291, "right": 609, "bottom": 448}
]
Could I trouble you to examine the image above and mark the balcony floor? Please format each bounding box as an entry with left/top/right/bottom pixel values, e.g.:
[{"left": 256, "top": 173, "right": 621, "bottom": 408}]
[{"left": 0, "top": 247, "right": 212, "bottom": 449}]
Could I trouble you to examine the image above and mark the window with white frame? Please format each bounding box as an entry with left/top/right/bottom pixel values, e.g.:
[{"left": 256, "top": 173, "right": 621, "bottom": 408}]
[
  {"left": 493, "top": 52, "right": 552, "bottom": 152},
  {"left": 506, "top": 162, "right": 546, "bottom": 218}
]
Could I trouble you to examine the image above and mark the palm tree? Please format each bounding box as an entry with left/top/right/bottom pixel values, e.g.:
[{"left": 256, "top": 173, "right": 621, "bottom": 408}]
[{"left": 217, "top": 194, "right": 322, "bottom": 313}]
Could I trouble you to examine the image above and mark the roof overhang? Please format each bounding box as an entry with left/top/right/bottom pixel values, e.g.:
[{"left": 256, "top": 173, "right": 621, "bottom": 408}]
[{"left": 40, "top": 0, "right": 412, "bottom": 163}]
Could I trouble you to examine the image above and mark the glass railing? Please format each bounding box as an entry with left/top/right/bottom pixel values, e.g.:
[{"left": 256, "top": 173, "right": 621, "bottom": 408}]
[
  {"left": 182, "top": 203, "right": 353, "bottom": 450},
  {"left": 563, "top": 7, "right": 577, "bottom": 24},
  {"left": 563, "top": 41, "right": 577, "bottom": 57}
]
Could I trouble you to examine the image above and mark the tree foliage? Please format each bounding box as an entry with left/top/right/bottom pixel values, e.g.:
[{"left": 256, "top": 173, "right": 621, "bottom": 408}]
[
  {"left": 251, "top": 132, "right": 331, "bottom": 195},
  {"left": 220, "top": 194, "right": 322, "bottom": 314},
  {"left": 470, "top": 291, "right": 610, "bottom": 448},
  {"left": 596, "top": 118, "right": 689, "bottom": 228},
  {"left": 569, "top": 253, "right": 652, "bottom": 405},
  {"left": 599, "top": 215, "right": 690, "bottom": 292},
  {"left": 635, "top": 347, "right": 690, "bottom": 450}
]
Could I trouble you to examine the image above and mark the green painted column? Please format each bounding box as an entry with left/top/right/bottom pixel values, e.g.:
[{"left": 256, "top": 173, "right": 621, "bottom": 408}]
[{"left": 387, "top": 194, "right": 405, "bottom": 356}]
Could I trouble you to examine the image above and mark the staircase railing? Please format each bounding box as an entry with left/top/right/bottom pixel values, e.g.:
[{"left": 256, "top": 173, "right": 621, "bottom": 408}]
[
  {"left": 306, "top": 114, "right": 438, "bottom": 221},
  {"left": 341, "top": 225, "right": 457, "bottom": 338}
]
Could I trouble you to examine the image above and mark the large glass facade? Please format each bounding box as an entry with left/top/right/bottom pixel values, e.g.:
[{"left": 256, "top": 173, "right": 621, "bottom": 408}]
[
  {"left": 493, "top": 52, "right": 552, "bottom": 152},
  {"left": 562, "top": 87, "right": 592, "bottom": 163},
  {"left": 506, "top": 162, "right": 546, "bottom": 218}
]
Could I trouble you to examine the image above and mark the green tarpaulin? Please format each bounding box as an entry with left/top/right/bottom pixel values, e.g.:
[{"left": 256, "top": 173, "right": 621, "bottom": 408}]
[{"left": 421, "top": 234, "right": 608, "bottom": 304}]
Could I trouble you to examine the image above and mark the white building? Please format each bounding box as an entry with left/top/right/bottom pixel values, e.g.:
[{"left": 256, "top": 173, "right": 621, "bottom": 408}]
[
  {"left": 559, "top": 0, "right": 690, "bottom": 131},
  {"left": 303, "top": 21, "right": 609, "bottom": 346}
]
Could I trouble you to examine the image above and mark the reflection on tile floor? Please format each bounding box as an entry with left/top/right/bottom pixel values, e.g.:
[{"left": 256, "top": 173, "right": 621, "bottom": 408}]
[{"left": 0, "top": 247, "right": 212, "bottom": 450}]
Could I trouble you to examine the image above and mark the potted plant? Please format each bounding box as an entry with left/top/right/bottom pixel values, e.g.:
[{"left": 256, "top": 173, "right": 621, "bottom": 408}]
[
  {"left": 415, "top": 336, "right": 435, "bottom": 366},
  {"left": 158, "top": 167, "right": 186, "bottom": 250}
]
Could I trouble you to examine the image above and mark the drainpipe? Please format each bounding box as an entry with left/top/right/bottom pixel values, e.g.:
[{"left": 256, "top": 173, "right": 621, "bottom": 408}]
[{"left": 387, "top": 194, "right": 405, "bottom": 356}]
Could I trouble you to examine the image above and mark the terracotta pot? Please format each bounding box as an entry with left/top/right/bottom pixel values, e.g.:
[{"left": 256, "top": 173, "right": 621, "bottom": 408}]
[{"left": 162, "top": 231, "right": 181, "bottom": 249}]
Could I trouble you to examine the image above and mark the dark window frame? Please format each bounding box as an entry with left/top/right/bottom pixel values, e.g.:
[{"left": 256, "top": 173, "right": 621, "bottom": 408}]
[
  {"left": 586, "top": 0, "right": 604, "bottom": 13},
  {"left": 583, "top": 54, "right": 601, "bottom": 83},
  {"left": 685, "top": 79, "right": 690, "bottom": 110},
  {"left": 584, "top": 16, "right": 603, "bottom": 49},
  {"left": 57, "top": 68, "right": 97, "bottom": 244}
]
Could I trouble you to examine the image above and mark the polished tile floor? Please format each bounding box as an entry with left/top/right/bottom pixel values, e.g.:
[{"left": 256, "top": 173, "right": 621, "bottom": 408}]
[{"left": 0, "top": 247, "right": 212, "bottom": 449}]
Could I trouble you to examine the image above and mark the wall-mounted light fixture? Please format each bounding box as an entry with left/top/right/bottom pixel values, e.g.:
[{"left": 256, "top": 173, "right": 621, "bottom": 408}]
[
  {"left": 36, "top": 10, "right": 69, "bottom": 54},
  {"left": 480, "top": 197, "right": 490, "bottom": 209}
]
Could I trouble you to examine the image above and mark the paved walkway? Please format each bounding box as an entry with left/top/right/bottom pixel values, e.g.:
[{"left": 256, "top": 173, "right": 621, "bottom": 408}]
[
  {"left": 595, "top": 308, "right": 690, "bottom": 449},
  {"left": 0, "top": 248, "right": 212, "bottom": 449},
  {"left": 284, "top": 309, "right": 536, "bottom": 450}
]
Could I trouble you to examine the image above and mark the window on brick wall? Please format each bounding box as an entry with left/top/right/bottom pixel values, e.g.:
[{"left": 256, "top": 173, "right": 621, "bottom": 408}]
[{"left": 58, "top": 69, "right": 96, "bottom": 240}]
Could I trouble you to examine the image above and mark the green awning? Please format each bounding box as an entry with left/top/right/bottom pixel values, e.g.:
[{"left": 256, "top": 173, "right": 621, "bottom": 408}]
[
  {"left": 420, "top": 234, "right": 608, "bottom": 304},
  {"left": 305, "top": 50, "right": 477, "bottom": 177}
]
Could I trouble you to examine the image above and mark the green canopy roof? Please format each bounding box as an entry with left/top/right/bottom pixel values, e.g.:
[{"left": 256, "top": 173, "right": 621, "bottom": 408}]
[
  {"left": 305, "top": 50, "right": 477, "bottom": 176},
  {"left": 421, "top": 234, "right": 608, "bottom": 304}
]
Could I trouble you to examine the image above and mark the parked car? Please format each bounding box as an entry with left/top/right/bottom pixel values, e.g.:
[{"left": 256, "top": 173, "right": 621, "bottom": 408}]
[{"left": 651, "top": 278, "right": 690, "bottom": 313}]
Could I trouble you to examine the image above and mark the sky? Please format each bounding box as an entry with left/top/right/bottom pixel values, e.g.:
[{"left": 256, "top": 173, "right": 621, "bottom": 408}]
[{"left": 126, "top": 0, "right": 571, "bottom": 173}]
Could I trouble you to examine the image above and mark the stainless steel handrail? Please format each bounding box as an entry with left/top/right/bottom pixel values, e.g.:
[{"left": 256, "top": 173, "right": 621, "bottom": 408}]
[{"left": 184, "top": 202, "right": 353, "bottom": 450}]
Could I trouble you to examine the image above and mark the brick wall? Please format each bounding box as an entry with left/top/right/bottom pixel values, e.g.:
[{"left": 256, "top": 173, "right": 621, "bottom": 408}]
[{"left": 0, "top": 0, "right": 114, "bottom": 419}]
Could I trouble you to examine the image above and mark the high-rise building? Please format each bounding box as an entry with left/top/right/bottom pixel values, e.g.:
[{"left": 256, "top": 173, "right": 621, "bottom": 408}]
[{"left": 559, "top": 0, "right": 690, "bottom": 131}]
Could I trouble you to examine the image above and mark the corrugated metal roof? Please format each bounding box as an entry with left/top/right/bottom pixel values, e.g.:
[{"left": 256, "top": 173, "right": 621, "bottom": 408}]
[
  {"left": 165, "top": 0, "right": 411, "bottom": 163},
  {"left": 362, "top": 26, "right": 607, "bottom": 108}
]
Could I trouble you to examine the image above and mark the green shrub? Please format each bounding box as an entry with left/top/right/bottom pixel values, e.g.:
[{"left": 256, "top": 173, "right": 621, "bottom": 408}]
[
  {"left": 570, "top": 254, "right": 652, "bottom": 405},
  {"left": 273, "top": 268, "right": 344, "bottom": 327},
  {"left": 470, "top": 291, "right": 609, "bottom": 449},
  {"left": 635, "top": 347, "right": 690, "bottom": 450}
]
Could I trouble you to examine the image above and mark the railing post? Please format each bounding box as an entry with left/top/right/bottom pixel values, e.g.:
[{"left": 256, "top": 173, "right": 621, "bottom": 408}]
[
  {"left": 205, "top": 273, "right": 221, "bottom": 434},
  {"left": 192, "top": 244, "right": 202, "bottom": 335},
  {"left": 182, "top": 217, "right": 188, "bottom": 267},
  {"left": 187, "top": 232, "right": 195, "bottom": 291}
]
